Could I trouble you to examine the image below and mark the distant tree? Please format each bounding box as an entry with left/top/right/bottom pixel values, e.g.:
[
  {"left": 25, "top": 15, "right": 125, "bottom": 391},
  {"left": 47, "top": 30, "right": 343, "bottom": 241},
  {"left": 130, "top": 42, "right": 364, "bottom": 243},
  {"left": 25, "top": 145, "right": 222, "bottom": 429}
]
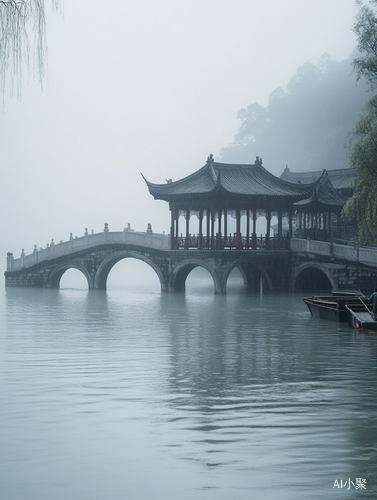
[
  {"left": 341, "top": 1, "right": 377, "bottom": 244},
  {"left": 0, "top": 0, "right": 61, "bottom": 97},
  {"left": 353, "top": 0, "right": 377, "bottom": 90},
  {"left": 219, "top": 54, "right": 370, "bottom": 174},
  {"left": 342, "top": 95, "right": 377, "bottom": 243}
]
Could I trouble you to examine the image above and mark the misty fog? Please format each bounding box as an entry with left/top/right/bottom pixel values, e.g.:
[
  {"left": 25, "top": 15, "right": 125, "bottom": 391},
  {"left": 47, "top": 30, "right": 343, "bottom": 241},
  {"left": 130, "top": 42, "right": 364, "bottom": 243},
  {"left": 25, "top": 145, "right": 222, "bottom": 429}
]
[
  {"left": 1, "top": 0, "right": 361, "bottom": 284},
  {"left": 220, "top": 52, "right": 371, "bottom": 173}
]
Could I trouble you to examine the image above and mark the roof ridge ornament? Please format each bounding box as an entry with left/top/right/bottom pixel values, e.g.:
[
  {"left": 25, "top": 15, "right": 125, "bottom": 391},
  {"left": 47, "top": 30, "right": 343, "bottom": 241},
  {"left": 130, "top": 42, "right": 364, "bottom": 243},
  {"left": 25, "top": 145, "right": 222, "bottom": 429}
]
[
  {"left": 255, "top": 156, "right": 263, "bottom": 166},
  {"left": 206, "top": 153, "right": 214, "bottom": 164}
]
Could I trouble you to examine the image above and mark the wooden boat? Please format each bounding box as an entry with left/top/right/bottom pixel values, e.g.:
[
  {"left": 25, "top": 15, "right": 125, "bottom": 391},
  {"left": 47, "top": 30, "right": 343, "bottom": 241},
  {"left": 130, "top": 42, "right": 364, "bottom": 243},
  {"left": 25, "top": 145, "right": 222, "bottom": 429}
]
[
  {"left": 303, "top": 291, "right": 364, "bottom": 322},
  {"left": 345, "top": 301, "right": 377, "bottom": 332}
]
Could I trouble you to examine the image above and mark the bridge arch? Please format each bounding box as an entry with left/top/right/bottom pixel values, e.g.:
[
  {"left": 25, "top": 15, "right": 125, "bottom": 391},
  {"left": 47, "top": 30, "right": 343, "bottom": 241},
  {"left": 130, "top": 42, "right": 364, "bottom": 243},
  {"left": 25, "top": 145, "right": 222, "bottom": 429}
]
[
  {"left": 48, "top": 263, "right": 93, "bottom": 289},
  {"left": 168, "top": 259, "right": 222, "bottom": 293},
  {"left": 291, "top": 262, "right": 335, "bottom": 292},
  {"left": 223, "top": 260, "right": 272, "bottom": 292},
  {"left": 94, "top": 251, "right": 166, "bottom": 291}
]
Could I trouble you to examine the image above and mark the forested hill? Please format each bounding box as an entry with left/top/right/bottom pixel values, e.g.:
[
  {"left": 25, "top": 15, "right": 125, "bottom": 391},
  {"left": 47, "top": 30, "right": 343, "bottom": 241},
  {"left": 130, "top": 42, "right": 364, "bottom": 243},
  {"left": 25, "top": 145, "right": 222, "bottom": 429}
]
[{"left": 219, "top": 53, "right": 371, "bottom": 175}]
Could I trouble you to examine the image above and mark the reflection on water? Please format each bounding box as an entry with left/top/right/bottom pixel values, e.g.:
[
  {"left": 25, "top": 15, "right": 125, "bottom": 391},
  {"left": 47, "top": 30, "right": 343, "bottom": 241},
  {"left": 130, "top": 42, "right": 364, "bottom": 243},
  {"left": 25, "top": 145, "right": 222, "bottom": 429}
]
[{"left": 1, "top": 280, "right": 377, "bottom": 500}]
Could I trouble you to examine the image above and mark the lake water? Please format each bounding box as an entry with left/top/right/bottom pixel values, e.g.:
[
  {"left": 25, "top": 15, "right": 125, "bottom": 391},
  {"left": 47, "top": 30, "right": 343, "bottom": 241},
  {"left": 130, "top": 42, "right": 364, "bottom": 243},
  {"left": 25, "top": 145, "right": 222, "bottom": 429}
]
[{"left": 1, "top": 268, "right": 376, "bottom": 499}]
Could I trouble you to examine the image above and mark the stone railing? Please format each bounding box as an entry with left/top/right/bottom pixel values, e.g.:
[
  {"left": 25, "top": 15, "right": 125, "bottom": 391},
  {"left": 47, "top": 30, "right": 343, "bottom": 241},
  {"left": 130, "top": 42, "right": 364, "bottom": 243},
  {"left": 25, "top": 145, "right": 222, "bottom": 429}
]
[
  {"left": 291, "top": 238, "right": 377, "bottom": 267},
  {"left": 6, "top": 224, "right": 169, "bottom": 271},
  {"left": 7, "top": 233, "right": 377, "bottom": 273}
]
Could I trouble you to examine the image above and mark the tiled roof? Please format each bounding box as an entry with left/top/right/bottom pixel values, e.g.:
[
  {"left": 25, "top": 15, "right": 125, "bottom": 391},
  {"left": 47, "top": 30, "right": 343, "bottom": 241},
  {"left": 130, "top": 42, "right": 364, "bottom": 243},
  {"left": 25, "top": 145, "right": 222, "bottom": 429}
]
[
  {"left": 143, "top": 157, "right": 316, "bottom": 200},
  {"left": 143, "top": 157, "right": 348, "bottom": 211},
  {"left": 294, "top": 171, "right": 347, "bottom": 208},
  {"left": 280, "top": 167, "right": 355, "bottom": 191}
]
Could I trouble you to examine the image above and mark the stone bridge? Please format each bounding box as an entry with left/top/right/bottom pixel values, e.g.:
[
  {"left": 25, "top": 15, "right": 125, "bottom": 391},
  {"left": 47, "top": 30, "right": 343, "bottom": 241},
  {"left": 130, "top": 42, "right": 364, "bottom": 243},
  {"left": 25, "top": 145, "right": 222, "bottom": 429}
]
[{"left": 5, "top": 226, "right": 377, "bottom": 293}]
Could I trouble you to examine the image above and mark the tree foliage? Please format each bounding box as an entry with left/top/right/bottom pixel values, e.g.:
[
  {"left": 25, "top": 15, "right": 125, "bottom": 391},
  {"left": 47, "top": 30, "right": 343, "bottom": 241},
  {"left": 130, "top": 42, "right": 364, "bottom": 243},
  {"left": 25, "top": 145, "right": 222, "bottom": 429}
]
[
  {"left": 342, "top": 0, "right": 377, "bottom": 244},
  {"left": 342, "top": 95, "right": 377, "bottom": 243},
  {"left": 220, "top": 54, "right": 370, "bottom": 174},
  {"left": 0, "top": 0, "right": 61, "bottom": 97},
  {"left": 353, "top": 0, "right": 377, "bottom": 89}
]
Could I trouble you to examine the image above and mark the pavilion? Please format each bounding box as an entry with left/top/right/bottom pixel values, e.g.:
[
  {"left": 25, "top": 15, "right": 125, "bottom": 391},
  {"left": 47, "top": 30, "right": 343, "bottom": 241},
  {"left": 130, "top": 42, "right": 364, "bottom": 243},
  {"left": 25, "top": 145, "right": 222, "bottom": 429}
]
[
  {"left": 280, "top": 165, "right": 355, "bottom": 240},
  {"left": 142, "top": 155, "right": 349, "bottom": 250}
]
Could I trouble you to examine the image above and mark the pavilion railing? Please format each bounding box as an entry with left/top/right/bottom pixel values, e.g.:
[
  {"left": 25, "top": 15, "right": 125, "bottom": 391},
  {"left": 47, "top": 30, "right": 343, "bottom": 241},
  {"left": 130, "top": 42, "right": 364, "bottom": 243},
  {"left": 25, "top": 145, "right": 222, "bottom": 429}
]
[{"left": 173, "top": 234, "right": 291, "bottom": 250}]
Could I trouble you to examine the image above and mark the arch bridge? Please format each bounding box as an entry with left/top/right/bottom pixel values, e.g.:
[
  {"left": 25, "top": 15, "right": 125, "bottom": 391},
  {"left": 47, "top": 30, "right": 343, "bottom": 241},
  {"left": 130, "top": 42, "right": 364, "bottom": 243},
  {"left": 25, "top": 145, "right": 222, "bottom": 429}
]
[{"left": 5, "top": 227, "right": 377, "bottom": 293}]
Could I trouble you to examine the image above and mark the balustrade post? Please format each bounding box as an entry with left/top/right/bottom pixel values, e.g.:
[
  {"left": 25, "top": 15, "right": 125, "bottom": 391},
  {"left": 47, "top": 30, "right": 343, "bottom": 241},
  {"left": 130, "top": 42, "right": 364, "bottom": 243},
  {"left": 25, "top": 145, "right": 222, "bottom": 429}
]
[
  {"left": 146, "top": 223, "right": 153, "bottom": 246},
  {"left": 7, "top": 252, "right": 14, "bottom": 271},
  {"left": 252, "top": 233, "right": 257, "bottom": 250},
  {"left": 354, "top": 245, "right": 359, "bottom": 261},
  {"left": 103, "top": 223, "right": 109, "bottom": 243},
  {"left": 265, "top": 234, "right": 270, "bottom": 250}
]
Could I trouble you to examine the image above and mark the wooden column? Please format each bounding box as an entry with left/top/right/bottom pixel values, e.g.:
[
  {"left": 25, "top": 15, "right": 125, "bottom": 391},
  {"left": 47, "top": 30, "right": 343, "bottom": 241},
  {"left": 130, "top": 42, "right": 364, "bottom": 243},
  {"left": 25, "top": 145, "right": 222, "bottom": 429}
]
[
  {"left": 224, "top": 208, "right": 228, "bottom": 247},
  {"left": 236, "top": 208, "right": 242, "bottom": 250},
  {"left": 266, "top": 209, "right": 271, "bottom": 250},
  {"left": 175, "top": 213, "right": 179, "bottom": 249},
  {"left": 252, "top": 208, "right": 257, "bottom": 250},
  {"left": 185, "top": 209, "right": 190, "bottom": 250},
  {"left": 288, "top": 209, "right": 293, "bottom": 240},
  {"left": 170, "top": 209, "right": 175, "bottom": 250},
  {"left": 246, "top": 209, "right": 250, "bottom": 249},
  {"left": 218, "top": 209, "right": 222, "bottom": 249},
  {"left": 206, "top": 208, "right": 210, "bottom": 249},
  {"left": 278, "top": 209, "right": 283, "bottom": 239},
  {"left": 198, "top": 209, "right": 203, "bottom": 250},
  {"left": 211, "top": 210, "right": 215, "bottom": 249}
]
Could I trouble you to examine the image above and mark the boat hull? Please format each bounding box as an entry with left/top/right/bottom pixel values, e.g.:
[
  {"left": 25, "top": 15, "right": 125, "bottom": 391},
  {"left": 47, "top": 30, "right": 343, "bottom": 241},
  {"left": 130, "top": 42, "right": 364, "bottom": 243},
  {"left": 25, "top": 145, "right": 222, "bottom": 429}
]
[
  {"left": 303, "top": 294, "right": 364, "bottom": 322},
  {"left": 304, "top": 299, "right": 345, "bottom": 321},
  {"left": 346, "top": 304, "right": 377, "bottom": 332}
]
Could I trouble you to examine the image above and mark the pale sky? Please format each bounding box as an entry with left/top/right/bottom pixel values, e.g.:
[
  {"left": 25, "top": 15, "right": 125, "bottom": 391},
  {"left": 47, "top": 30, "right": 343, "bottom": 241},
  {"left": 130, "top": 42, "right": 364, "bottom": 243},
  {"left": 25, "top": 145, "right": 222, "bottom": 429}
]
[{"left": 1, "top": 0, "right": 360, "bottom": 261}]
